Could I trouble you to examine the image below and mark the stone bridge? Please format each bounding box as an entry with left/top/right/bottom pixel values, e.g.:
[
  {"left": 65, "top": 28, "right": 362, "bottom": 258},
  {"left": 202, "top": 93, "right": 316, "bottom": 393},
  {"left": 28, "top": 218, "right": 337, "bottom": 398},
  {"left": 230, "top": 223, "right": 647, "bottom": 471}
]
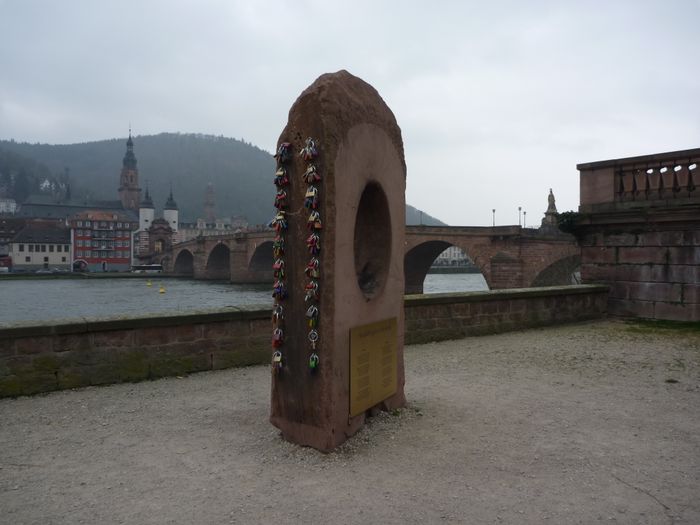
[{"left": 162, "top": 225, "right": 580, "bottom": 293}]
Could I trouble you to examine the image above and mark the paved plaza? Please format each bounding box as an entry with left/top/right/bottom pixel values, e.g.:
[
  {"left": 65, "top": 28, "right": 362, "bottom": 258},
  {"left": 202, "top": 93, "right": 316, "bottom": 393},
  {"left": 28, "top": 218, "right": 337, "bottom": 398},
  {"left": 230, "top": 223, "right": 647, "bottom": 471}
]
[{"left": 1, "top": 320, "right": 698, "bottom": 524}]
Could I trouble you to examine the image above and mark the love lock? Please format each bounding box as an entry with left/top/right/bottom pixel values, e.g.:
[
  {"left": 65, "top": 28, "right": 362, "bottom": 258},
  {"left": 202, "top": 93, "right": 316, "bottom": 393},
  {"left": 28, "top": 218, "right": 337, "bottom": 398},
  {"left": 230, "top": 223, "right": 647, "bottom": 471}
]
[
  {"left": 304, "top": 257, "right": 320, "bottom": 279},
  {"left": 299, "top": 137, "right": 318, "bottom": 161},
  {"left": 272, "top": 280, "right": 287, "bottom": 300},
  {"left": 271, "top": 350, "right": 283, "bottom": 372},
  {"left": 274, "top": 167, "right": 289, "bottom": 186},
  {"left": 306, "top": 233, "right": 321, "bottom": 255},
  {"left": 272, "top": 328, "right": 284, "bottom": 348},
  {"left": 304, "top": 280, "right": 319, "bottom": 302},
  {"left": 307, "top": 211, "right": 322, "bottom": 231},
  {"left": 306, "top": 304, "right": 319, "bottom": 328},
  {"left": 308, "top": 353, "right": 319, "bottom": 371},
  {"left": 302, "top": 165, "right": 321, "bottom": 184},
  {"left": 274, "top": 189, "right": 288, "bottom": 209},
  {"left": 272, "top": 304, "right": 284, "bottom": 323},
  {"left": 308, "top": 329, "right": 319, "bottom": 350},
  {"left": 304, "top": 186, "right": 319, "bottom": 209},
  {"left": 275, "top": 142, "right": 292, "bottom": 164}
]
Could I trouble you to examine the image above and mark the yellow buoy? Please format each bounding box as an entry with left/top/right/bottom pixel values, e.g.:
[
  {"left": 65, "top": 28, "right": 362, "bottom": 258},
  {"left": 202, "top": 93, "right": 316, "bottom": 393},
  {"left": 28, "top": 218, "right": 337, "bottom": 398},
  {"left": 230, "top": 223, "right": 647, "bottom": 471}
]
[
  {"left": 146, "top": 280, "right": 152, "bottom": 287},
  {"left": 159, "top": 286, "right": 166, "bottom": 294}
]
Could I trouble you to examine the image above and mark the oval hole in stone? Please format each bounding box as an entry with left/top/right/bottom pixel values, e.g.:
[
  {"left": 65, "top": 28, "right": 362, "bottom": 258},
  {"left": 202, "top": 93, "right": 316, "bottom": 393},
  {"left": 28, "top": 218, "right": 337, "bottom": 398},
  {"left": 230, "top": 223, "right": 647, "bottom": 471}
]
[
  {"left": 647, "top": 168, "right": 655, "bottom": 174},
  {"left": 659, "top": 167, "right": 667, "bottom": 173},
  {"left": 354, "top": 182, "right": 391, "bottom": 300},
  {"left": 689, "top": 164, "right": 697, "bottom": 170},
  {"left": 674, "top": 165, "right": 682, "bottom": 172}
]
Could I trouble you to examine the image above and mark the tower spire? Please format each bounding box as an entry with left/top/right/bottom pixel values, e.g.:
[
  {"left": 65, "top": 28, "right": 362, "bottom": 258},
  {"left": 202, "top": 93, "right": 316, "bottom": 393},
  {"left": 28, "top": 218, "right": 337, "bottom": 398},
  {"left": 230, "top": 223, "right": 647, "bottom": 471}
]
[{"left": 119, "top": 127, "right": 141, "bottom": 211}]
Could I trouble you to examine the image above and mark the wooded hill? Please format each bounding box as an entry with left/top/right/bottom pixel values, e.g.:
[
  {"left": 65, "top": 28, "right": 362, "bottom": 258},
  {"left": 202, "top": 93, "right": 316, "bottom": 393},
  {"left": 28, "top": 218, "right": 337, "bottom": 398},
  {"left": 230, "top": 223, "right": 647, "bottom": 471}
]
[{"left": 0, "top": 133, "right": 445, "bottom": 226}]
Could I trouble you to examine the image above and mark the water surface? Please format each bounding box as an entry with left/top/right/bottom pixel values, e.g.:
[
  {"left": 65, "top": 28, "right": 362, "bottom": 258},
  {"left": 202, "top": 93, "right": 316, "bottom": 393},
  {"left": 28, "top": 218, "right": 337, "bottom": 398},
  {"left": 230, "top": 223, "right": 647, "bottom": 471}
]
[{"left": 0, "top": 273, "right": 488, "bottom": 325}]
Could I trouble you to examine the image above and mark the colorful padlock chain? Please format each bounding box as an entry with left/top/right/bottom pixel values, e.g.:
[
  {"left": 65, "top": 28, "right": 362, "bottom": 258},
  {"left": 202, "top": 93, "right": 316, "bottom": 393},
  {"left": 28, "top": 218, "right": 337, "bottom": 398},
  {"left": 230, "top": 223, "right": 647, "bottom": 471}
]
[
  {"left": 269, "top": 142, "right": 292, "bottom": 373},
  {"left": 301, "top": 137, "right": 321, "bottom": 372}
]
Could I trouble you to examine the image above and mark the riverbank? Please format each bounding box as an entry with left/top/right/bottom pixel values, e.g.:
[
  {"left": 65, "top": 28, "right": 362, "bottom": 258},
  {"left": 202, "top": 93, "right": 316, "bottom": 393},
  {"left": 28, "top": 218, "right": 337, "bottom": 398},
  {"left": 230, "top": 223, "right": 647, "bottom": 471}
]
[
  {"left": 0, "top": 272, "right": 165, "bottom": 280},
  {"left": 1, "top": 319, "right": 698, "bottom": 524}
]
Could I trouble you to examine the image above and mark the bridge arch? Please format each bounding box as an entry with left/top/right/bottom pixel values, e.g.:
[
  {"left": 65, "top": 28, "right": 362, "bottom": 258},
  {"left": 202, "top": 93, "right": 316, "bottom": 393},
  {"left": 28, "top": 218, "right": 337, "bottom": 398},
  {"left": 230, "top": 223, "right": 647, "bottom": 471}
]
[
  {"left": 248, "top": 241, "right": 273, "bottom": 274},
  {"left": 404, "top": 240, "right": 488, "bottom": 294},
  {"left": 173, "top": 249, "right": 194, "bottom": 276},
  {"left": 531, "top": 254, "right": 581, "bottom": 287},
  {"left": 205, "top": 243, "right": 231, "bottom": 280}
]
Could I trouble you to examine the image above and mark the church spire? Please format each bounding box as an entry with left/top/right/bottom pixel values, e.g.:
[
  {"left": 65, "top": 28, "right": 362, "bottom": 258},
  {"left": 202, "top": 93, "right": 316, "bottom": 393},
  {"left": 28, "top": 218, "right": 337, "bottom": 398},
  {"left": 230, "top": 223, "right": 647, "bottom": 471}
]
[
  {"left": 123, "top": 129, "right": 137, "bottom": 170},
  {"left": 118, "top": 128, "right": 141, "bottom": 211},
  {"left": 141, "top": 181, "right": 154, "bottom": 208},
  {"left": 165, "top": 183, "right": 178, "bottom": 210}
]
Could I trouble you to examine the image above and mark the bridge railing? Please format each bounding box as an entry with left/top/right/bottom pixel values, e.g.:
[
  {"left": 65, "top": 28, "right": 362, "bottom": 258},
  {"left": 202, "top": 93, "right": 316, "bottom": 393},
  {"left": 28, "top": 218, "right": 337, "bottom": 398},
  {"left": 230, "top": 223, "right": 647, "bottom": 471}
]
[{"left": 578, "top": 148, "right": 699, "bottom": 211}]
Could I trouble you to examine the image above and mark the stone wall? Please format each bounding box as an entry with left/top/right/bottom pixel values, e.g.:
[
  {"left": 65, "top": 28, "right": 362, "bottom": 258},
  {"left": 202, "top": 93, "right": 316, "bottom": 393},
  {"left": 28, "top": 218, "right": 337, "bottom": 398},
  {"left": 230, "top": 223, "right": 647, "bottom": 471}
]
[
  {"left": 576, "top": 148, "right": 700, "bottom": 321},
  {"left": 0, "top": 285, "right": 608, "bottom": 398},
  {"left": 404, "top": 285, "right": 607, "bottom": 344},
  {"left": 580, "top": 225, "right": 700, "bottom": 320}
]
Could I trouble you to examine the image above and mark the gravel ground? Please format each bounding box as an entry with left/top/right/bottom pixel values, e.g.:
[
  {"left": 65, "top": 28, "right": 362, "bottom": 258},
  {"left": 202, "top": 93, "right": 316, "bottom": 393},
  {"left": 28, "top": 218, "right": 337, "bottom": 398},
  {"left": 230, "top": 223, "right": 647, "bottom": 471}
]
[{"left": 1, "top": 319, "right": 699, "bottom": 525}]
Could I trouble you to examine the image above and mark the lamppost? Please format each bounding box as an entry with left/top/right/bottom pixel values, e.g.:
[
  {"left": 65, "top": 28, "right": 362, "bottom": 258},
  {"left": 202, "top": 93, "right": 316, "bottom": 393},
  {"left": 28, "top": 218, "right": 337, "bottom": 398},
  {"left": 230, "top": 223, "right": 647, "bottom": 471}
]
[
  {"left": 518, "top": 206, "right": 522, "bottom": 226},
  {"left": 492, "top": 209, "right": 495, "bottom": 226},
  {"left": 523, "top": 210, "right": 527, "bottom": 228}
]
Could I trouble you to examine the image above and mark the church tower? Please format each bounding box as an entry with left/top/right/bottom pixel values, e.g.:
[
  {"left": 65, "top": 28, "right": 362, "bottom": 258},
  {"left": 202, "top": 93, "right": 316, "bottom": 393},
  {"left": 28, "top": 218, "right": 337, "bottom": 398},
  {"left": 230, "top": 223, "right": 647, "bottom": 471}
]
[
  {"left": 139, "top": 184, "right": 155, "bottom": 231},
  {"left": 163, "top": 186, "right": 179, "bottom": 234},
  {"left": 118, "top": 131, "right": 142, "bottom": 211}
]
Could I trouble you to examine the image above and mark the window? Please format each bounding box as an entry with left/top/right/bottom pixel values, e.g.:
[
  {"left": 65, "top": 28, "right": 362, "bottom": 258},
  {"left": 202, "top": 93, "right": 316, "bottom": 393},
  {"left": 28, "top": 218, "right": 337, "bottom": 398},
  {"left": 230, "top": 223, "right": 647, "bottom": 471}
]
[
  {"left": 124, "top": 239, "right": 130, "bottom": 247},
  {"left": 19, "top": 244, "right": 24, "bottom": 252},
  {"left": 43, "top": 257, "right": 49, "bottom": 262},
  {"left": 49, "top": 245, "right": 54, "bottom": 252},
  {"left": 64, "top": 245, "right": 69, "bottom": 252},
  {"left": 85, "top": 221, "right": 91, "bottom": 227},
  {"left": 41, "top": 245, "right": 46, "bottom": 252},
  {"left": 29, "top": 245, "right": 34, "bottom": 252},
  {"left": 61, "top": 257, "right": 66, "bottom": 262},
  {"left": 77, "top": 221, "right": 83, "bottom": 227},
  {"left": 76, "top": 240, "right": 81, "bottom": 247},
  {"left": 93, "top": 251, "right": 98, "bottom": 257},
  {"left": 25, "top": 256, "right": 30, "bottom": 262},
  {"left": 100, "top": 251, "right": 106, "bottom": 258},
  {"left": 57, "top": 245, "right": 62, "bottom": 252}
]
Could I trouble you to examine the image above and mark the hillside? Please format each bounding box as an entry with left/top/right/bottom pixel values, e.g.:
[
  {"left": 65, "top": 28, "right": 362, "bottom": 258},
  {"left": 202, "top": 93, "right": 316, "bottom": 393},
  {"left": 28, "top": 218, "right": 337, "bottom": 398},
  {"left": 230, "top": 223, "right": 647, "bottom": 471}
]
[{"left": 0, "top": 133, "right": 446, "bottom": 225}]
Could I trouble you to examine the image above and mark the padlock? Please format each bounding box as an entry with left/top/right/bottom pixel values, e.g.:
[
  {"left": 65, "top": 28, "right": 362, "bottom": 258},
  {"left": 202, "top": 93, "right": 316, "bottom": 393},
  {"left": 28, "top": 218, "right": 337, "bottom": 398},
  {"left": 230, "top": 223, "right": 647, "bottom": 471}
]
[
  {"left": 272, "top": 304, "right": 284, "bottom": 323},
  {"left": 274, "top": 189, "right": 288, "bottom": 209},
  {"left": 268, "top": 211, "right": 287, "bottom": 232},
  {"left": 275, "top": 142, "right": 292, "bottom": 164},
  {"left": 304, "top": 280, "right": 319, "bottom": 302},
  {"left": 299, "top": 137, "right": 318, "bottom": 161},
  {"left": 308, "top": 329, "right": 319, "bottom": 350},
  {"left": 304, "top": 257, "right": 320, "bottom": 279},
  {"left": 309, "top": 353, "right": 319, "bottom": 371},
  {"left": 274, "top": 167, "right": 289, "bottom": 186},
  {"left": 272, "top": 328, "right": 284, "bottom": 348},
  {"left": 272, "top": 280, "right": 287, "bottom": 300},
  {"left": 306, "top": 233, "right": 321, "bottom": 255},
  {"left": 272, "top": 258, "right": 285, "bottom": 279},
  {"left": 307, "top": 211, "right": 321, "bottom": 231},
  {"left": 306, "top": 305, "right": 319, "bottom": 328},
  {"left": 304, "top": 186, "right": 319, "bottom": 209},
  {"left": 273, "top": 237, "right": 285, "bottom": 259},
  {"left": 271, "top": 350, "right": 283, "bottom": 371},
  {"left": 302, "top": 165, "right": 321, "bottom": 184}
]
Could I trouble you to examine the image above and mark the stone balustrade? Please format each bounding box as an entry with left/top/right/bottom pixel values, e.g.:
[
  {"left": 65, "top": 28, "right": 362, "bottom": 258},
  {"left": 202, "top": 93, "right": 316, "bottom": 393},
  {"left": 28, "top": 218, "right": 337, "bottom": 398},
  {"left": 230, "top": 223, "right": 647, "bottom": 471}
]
[{"left": 579, "top": 148, "right": 699, "bottom": 211}]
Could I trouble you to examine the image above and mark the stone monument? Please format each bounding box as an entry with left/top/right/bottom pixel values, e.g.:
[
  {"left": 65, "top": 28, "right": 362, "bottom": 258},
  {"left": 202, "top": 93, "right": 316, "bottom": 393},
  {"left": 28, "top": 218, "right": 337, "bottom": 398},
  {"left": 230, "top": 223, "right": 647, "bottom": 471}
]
[{"left": 269, "top": 70, "right": 407, "bottom": 451}]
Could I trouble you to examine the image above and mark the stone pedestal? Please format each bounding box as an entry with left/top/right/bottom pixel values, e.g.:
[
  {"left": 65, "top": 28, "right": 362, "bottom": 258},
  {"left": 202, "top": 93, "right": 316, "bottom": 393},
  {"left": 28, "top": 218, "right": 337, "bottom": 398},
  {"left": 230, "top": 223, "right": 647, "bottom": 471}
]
[{"left": 269, "top": 71, "right": 407, "bottom": 451}]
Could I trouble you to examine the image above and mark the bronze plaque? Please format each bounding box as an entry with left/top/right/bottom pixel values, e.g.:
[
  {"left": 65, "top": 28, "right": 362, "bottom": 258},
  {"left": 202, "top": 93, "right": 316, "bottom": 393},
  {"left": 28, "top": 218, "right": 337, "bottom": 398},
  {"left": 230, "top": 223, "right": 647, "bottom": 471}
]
[{"left": 349, "top": 317, "right": 398, "bottom": 417}]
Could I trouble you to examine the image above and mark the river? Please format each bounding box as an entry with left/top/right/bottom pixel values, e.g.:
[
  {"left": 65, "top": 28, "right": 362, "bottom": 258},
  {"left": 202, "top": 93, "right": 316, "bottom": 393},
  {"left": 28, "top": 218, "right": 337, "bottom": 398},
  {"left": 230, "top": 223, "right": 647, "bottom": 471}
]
[{"left": 0, "top": 273, "right": 488, "bottom": 325}]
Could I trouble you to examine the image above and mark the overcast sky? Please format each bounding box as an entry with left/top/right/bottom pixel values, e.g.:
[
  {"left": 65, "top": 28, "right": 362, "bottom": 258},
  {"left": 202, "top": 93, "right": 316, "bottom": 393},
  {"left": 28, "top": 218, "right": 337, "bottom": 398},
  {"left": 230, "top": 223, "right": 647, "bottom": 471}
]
[{"left": 1, "top": 0, "right": 698, "bottom": 225}]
